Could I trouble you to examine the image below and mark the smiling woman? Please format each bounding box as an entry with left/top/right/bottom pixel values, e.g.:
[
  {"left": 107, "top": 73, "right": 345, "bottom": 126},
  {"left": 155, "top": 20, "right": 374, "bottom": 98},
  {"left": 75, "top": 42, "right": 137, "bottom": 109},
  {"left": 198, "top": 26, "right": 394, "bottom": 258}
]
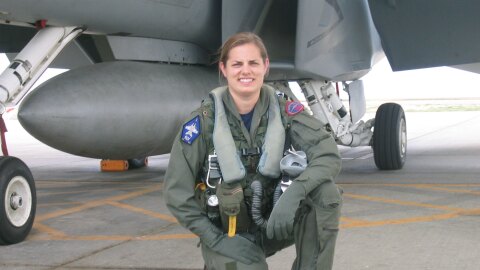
[
  {"left": 164, "top": 32, "right": 343, "bottom": 270},
  {"left": 217, "top": 33, "right": 270, "bottom": 114}
]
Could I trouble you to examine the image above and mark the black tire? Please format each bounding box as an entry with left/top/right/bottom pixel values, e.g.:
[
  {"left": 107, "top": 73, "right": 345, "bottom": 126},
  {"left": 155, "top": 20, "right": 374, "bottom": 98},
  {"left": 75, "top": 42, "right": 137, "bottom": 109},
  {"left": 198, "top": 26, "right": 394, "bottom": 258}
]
[
  {"left": 372, "top": 103, "right": 407, "bottom": 170},
  {"left": 0, "top": 156, "right": 36, "bottom": 245},
  {"left": 127, "top": 157, "right": 148, "bottom": 169}
]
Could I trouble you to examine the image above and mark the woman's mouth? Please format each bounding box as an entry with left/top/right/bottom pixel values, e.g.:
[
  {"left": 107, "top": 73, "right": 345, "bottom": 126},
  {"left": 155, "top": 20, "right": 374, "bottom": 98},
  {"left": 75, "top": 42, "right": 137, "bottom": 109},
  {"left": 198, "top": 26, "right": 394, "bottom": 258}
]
[{"left": 239, "top": 78, "right": 253, "bottom": 83}]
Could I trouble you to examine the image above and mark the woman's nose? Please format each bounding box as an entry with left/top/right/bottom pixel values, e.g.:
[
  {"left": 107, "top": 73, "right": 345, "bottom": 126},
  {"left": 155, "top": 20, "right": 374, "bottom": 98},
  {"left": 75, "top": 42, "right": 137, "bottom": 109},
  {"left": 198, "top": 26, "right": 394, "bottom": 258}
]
[{"left": 241, "top": 65, "right": 251, "bottom": 74}]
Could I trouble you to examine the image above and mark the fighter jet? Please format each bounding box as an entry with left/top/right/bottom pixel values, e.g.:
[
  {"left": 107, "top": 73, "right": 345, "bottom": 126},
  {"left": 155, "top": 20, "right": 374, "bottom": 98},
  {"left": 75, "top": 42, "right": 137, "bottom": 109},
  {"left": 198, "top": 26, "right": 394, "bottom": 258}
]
[{"left": 0, "top": 0, "right": 479, "bottom": 245}]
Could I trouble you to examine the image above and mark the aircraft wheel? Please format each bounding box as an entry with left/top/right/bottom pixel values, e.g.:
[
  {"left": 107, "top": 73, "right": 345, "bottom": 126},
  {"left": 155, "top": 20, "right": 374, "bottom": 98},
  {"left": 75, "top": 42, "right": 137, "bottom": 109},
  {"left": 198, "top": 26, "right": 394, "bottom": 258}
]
[
  {"left": 128, "top": 157, "right": 148, "bottom": 169},
  {"left": 0, "top": 156, "right": 36, "bottom": 245},
  {"left": 372, "top": 103, "right": 407, "bottom": 170}
]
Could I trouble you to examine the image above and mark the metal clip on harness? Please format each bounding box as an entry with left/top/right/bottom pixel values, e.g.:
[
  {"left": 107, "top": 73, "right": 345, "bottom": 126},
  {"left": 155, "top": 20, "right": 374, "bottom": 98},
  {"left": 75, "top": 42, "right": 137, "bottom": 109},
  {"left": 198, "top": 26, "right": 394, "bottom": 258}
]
[{"left": 206, "top": 151, "right": 222, "bottom": 189}]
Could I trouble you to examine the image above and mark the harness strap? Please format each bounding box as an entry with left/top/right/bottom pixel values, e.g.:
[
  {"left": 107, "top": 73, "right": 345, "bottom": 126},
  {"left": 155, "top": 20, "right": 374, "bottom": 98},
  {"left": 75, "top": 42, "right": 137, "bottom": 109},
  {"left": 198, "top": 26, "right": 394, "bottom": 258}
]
[
  {"left": 210, "top": 86, "right": 246, "bottom": 183},
  {"left": 210, "top": 85, "right": 285, "bottom": 183},
  {"left": 257, "top": 86, "right": 285, "bottom": 178}
]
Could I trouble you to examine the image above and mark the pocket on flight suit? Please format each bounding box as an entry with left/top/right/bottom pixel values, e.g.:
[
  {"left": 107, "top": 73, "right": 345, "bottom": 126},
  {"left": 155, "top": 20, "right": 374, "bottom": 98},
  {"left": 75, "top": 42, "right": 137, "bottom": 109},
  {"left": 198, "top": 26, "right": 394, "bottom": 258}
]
[
  {"left": 315, "top": 182, "right": 342, "bottom": 229},
  {"left": 292, "top": 197, "right": 319, "bottom": 270},
  {"left": 308, "top": 182, "right": 343, "bottom": 270},
  {"left": 216, "top": 182, "right": 251, "bottom": 233}
]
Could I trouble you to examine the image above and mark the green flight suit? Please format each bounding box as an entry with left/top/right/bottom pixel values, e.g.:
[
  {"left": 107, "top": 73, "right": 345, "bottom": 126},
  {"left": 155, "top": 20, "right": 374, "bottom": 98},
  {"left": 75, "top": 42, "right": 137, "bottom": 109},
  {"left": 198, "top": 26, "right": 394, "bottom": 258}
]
[{"left": 164, "top": 85, "right": 342, "bottom": 270}]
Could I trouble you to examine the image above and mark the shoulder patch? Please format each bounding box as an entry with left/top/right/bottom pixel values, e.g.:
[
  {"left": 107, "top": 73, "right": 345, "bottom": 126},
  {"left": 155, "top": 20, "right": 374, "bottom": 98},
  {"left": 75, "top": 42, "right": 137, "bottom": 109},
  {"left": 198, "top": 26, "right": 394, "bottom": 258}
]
[
  {"left": 181, "top": 115, "right": 201, "bottom": 144},
  {"left": 286, "top": 101, "right": 304, "bottom": 116}
]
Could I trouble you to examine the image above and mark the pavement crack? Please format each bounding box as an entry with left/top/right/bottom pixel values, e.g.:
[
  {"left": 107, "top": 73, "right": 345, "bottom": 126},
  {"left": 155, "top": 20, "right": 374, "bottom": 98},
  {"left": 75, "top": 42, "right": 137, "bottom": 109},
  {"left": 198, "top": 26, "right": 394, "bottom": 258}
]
[{"left": 47, "top": 240, "right": 132, "bottom": 270}]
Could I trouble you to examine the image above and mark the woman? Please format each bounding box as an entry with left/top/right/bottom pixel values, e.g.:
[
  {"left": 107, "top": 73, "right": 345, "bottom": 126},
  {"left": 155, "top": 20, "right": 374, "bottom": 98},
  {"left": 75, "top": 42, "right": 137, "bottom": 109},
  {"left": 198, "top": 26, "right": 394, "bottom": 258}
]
[{"left": 165, "top": 32, "right": 342, "bottom": 270}]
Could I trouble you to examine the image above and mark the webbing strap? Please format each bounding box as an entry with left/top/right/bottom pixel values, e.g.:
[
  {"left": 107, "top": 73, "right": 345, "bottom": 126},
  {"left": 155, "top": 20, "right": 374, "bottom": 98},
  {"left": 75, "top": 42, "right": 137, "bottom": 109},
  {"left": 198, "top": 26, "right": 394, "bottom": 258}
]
[
  {"left": 210, "top": 86, "right": 246, "bottom": 183},
  {"left": 0, "top": 114, "right": 8, "bottom": 156},
  {"left": 210, "top": 85, "right": 285, "bottom": 182}
]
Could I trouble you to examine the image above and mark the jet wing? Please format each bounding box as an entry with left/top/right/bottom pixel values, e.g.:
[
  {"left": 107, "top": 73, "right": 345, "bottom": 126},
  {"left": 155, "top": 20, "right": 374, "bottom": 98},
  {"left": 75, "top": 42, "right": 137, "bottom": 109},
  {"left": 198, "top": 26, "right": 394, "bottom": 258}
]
[
  {"left": 368, "top": 0, "right": 480, "bottom": 73},
  {"left": 2, "top": 0, "right": 480, "bottom": 75},
  {"left": 1, "top": 0, "right": 383, "bottom": 81}
]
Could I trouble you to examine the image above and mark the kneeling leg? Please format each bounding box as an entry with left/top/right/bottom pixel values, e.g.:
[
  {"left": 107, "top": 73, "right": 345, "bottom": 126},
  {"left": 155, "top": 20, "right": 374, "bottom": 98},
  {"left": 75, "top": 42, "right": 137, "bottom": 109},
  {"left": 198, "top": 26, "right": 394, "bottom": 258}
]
[{"left": 292, "top": 182, "right": 342, "bottom": 270}]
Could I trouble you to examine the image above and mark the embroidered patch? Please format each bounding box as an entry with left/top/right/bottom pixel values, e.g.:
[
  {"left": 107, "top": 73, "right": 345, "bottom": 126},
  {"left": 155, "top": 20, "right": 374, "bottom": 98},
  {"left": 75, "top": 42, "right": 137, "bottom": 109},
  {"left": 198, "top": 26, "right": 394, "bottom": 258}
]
[
  {"left": 286, "top": 101, "right": 304, "bottom": 116},
  {"left": 181, "top": 116, "right": 201, "bottom": 144}
]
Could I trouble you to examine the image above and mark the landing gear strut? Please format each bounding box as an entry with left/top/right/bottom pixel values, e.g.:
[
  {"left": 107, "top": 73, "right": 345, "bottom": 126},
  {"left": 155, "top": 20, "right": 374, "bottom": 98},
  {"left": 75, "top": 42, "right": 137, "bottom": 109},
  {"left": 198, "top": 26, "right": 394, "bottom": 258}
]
[
  {"left": 277, "top": 80, "right": 407, "bottom": 170},
  {"left": 0, "top": 26, "right": 84, "bottom": 244},
  {"left": 0, "top": 157, "right": 36, "bottom": 245}
]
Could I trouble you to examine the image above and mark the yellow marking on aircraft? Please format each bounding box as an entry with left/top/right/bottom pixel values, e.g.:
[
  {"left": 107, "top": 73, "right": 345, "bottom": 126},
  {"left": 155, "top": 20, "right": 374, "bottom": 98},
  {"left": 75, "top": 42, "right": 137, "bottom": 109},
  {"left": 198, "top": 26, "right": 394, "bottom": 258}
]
[{"left": 107, "top": 201, "right": 178, "bottom": 223}]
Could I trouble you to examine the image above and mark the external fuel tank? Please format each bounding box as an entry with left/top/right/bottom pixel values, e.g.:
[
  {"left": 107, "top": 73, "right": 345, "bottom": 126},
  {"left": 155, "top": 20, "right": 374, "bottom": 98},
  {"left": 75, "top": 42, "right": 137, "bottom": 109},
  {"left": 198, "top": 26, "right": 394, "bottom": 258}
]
[{"left": 18, "top": 61, "right": 218, "bottom": 159}]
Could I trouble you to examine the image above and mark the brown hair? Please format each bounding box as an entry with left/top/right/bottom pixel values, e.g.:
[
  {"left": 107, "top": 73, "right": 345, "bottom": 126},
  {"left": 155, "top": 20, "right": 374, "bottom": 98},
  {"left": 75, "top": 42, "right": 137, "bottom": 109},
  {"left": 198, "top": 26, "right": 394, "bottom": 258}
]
[{"left": 218, "top": 32, "right": 269, "bottom": 66}]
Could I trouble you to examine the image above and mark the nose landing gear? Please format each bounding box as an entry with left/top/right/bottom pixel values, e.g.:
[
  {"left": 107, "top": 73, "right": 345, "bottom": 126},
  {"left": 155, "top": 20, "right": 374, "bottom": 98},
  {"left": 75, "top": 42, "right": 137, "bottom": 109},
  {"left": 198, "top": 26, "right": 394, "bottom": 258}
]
[{"left": 0, "top": 156, "right": 36, "bottom": 245}]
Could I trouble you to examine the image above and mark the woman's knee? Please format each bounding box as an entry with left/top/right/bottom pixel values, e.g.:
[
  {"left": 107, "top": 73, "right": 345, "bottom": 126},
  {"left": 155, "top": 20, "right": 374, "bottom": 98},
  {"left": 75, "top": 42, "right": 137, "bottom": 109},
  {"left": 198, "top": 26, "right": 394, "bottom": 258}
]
[
  {"left": 308, "top": 182, "right": 342, "bottom": 229},
  {"left": 309, "top": 181, "right": 342, "bottom": 209}
]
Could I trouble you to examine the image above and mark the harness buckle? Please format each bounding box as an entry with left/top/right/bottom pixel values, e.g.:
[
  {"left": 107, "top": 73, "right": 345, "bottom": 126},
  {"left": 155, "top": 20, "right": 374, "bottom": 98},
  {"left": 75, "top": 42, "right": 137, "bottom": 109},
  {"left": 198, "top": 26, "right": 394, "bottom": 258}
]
[
  {"left": 241, "top": 147, "right": 261, "bottom": 156},
  {"left": 206, "top": 151, "right": 222, "bottom": 188}
]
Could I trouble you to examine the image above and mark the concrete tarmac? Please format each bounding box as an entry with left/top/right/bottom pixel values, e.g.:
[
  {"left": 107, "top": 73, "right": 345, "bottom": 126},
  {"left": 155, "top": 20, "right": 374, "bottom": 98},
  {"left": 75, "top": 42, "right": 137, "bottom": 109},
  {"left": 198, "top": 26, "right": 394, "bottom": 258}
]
[{"left": 1, "top": 111, "right": 480, "bottom": 270}]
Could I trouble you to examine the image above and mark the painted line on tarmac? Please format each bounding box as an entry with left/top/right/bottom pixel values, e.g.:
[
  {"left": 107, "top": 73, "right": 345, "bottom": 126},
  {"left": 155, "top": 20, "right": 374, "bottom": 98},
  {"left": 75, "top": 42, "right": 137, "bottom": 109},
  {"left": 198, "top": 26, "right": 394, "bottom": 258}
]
[
  {"left": 36, "top": 186, "right": 147, "bottom": 197},
  {"left": 340, "top": 216, "right": 370, "bottom": 225},
  {"left": 343, "top": 193, "right": 464, "bottom": 211},
  {"left": 30, "top": 232, "right": 197, "bottom": 241},
  {"left": 35, "top": 180, "right": 160, "bottom": 185},
  {"left": 107, "top": 201, "right": 178, "bottom": 223},
  {"left": 340, "top": 184, "right": 480, "bottom": 229},
  {"left": 32, "top": 183, "right": 187, "bottom": 241},
  {"left": 36, "top": 184, "right": 163, "bottom": 222},
  {"left": 341, "top": 183, "right": 480, "bottom": 187},
  {"left": 405, "top": 184, "right": 480, "bottom": 195},
  {"left": 341, "top": 208, "right": 480, "bottom": 229},
  {"left": 31, "top": 181, "right": 195, "bottom": 242},
  {"left": 32, "top": 223, "right": 67, "bottom": 239},
  {"left": 31, "top": 182, "right": 480, "bottom": 241},
  {"left": 38, "top": 201, "right": 83, "bottom": 208}
]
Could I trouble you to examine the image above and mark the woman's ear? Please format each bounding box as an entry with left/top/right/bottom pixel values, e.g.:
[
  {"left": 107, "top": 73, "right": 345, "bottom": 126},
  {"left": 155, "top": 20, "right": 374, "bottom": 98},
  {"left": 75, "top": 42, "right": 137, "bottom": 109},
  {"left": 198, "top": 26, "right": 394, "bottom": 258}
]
[
  {"left": 219, "top": 61, "right": 227, "bottom": 77},
  {"left": 264, "top": 58, "right": 270, "bottom": 77}
]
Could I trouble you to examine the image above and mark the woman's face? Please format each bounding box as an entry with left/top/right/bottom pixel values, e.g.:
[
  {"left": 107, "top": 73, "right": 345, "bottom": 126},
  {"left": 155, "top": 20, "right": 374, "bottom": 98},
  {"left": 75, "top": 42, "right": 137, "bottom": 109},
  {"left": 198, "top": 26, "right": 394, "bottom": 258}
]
[{"left": 219, "top": 43, "right": 269, "bottom": 98}]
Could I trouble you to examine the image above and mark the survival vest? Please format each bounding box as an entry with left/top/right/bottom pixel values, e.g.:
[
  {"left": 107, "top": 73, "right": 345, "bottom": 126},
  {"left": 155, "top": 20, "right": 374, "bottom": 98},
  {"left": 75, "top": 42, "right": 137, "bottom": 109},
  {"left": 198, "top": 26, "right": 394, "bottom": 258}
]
[{"left": 198, "top": 85, "right": 291, "bottom": 233}]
